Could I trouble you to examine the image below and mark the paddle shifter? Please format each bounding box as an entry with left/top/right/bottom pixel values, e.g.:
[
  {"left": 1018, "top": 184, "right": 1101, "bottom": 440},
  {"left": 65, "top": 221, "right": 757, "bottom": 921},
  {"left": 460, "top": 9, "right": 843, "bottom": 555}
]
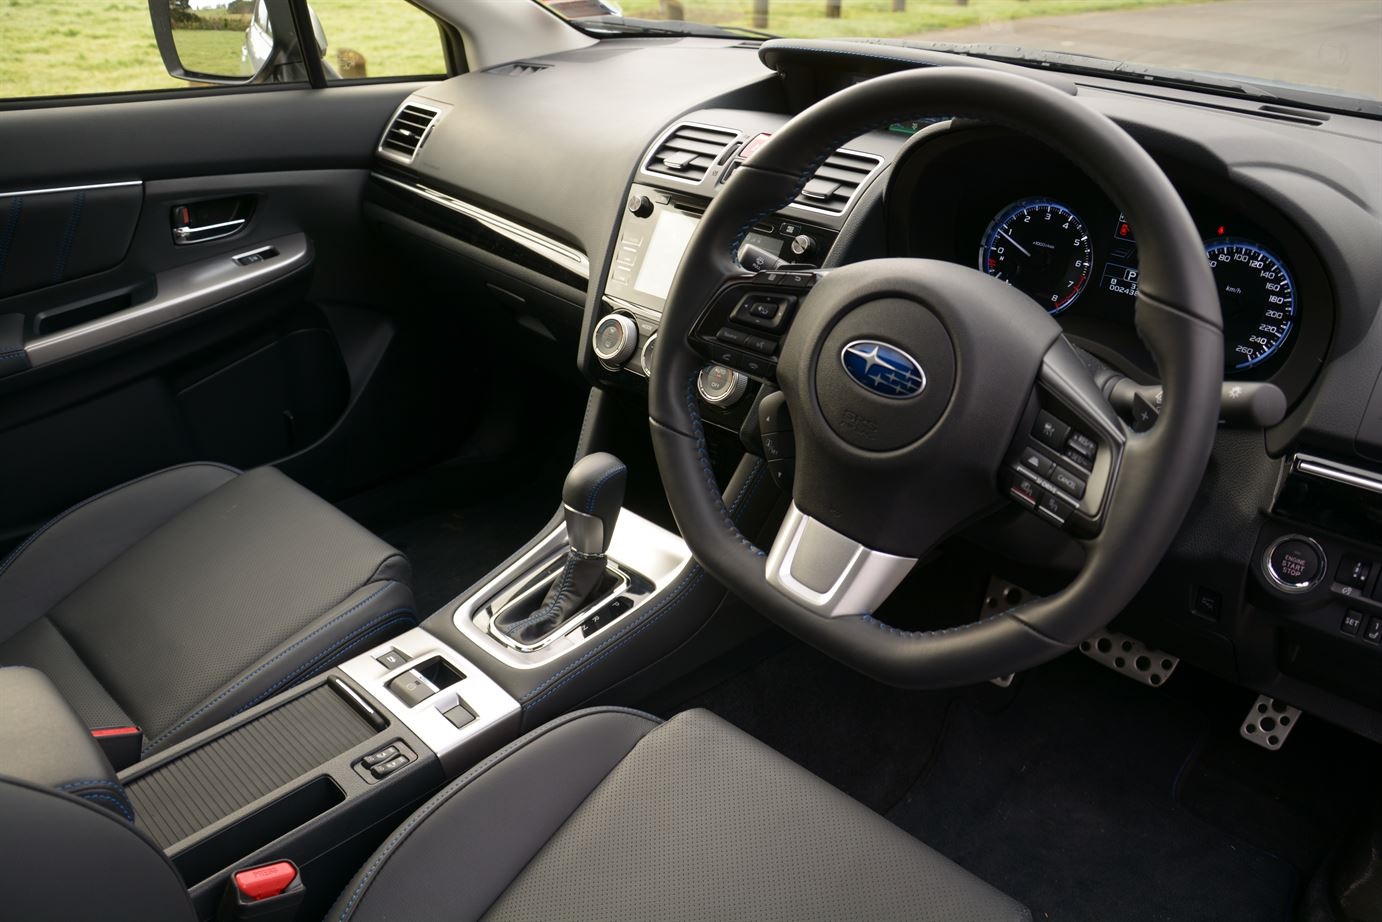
[{"left": 494, "top": 453, "right": 627, "bottom": 644}]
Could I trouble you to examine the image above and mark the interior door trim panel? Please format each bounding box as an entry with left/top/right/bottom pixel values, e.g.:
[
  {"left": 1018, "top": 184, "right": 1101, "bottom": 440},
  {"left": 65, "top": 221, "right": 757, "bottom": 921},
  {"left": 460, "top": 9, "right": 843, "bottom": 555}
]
[
  {"left": 0, "top": 179, "right": 142, "bottom": 199},
  {"left": 25, "top": 233, "right": 312, "bottom": 368}
]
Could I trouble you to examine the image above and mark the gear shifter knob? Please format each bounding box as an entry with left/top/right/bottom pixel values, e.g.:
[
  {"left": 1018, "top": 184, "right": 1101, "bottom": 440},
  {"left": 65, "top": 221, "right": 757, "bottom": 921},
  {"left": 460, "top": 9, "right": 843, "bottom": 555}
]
[{"left": 561, "top": 452, "right": 627, "bottom": 556}]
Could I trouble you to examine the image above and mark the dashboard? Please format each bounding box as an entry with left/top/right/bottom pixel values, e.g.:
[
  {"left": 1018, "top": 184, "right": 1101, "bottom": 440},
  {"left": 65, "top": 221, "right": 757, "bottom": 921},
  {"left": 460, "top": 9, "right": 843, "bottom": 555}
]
[{"left": 362, "top": 36, "right": 1382, "bottom": 741}]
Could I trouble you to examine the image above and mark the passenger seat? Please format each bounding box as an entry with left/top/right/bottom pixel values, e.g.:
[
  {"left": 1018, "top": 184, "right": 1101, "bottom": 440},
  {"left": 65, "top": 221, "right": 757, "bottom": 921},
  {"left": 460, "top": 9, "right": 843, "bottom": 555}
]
[{"left": 0, "top": 463, "right": 415, "bottom": 758}]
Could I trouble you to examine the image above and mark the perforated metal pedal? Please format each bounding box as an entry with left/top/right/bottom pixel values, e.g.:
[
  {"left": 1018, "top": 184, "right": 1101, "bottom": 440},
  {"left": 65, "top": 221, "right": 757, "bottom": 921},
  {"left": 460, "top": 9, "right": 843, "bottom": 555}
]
[
  {"left": 1240, "top": 695, "right": 1300, "bottom": 750},
  {"left": 1078, "top": 629, "right": 1179, "bottom": 687}
]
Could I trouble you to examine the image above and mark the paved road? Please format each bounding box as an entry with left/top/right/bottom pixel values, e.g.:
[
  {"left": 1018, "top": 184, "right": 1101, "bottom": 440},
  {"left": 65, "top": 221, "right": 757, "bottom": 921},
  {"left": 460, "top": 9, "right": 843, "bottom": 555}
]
[{"left": 907, "top": 0, "right": 1382, "bottom": 101}]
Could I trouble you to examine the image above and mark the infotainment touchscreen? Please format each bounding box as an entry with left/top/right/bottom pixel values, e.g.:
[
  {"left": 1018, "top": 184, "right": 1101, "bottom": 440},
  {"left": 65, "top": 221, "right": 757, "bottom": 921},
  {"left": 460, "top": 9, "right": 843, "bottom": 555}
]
[{"left": 633, "top": 209, "right": 700, "bottom": 301}]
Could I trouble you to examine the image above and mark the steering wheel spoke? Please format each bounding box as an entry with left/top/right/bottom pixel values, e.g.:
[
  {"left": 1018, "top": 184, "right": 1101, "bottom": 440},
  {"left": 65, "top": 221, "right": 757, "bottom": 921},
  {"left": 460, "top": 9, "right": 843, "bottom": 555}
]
[
  {"left": 1002, "top": 338, "right": 1129, "bottom": 538},
  {"left": 764, "top": 502, "right": 917, "bottom": 618}
]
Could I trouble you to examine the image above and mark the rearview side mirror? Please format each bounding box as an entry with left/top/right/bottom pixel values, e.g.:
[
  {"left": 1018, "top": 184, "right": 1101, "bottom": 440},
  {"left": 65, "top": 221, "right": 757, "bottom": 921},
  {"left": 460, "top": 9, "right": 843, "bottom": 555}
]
[{"left": 148, "top": 0, "right": 327, "bottom": 86}]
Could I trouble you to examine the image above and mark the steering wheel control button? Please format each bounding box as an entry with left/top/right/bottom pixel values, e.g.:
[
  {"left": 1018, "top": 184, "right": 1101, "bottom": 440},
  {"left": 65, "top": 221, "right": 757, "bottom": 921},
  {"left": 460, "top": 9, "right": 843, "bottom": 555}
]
[
  {"left": 1067, "top": 430, "right": 1098, "bottom": 460},
  {"left": 1263, "top": 535, "right": 1326, "bottom": 593},
  {"left": 1049, "top": 466, "right": 1087, "bottom": 500},
  {"left": 761, "top": 431, "right": 793, "bottom": 462},
  {"left": 1033, "top": 411, "right": 1071, "bottom": 450},
  {"left": 732, "top": 294, "right": 794, "bottom": 332},
  {"left": 593, "top": 314, "right": 638, "bottom": 365},
  {"left": 697, "top": 364, "right": 747, "bottom": 406},
  {"left": 1037, "top": 491, "right": 1072, "bottom": 525},
  {"left": 1336, "top": 555, "right": 1372, "bottom": 590},
  {"left": 1008, "top": 471, "right": 1041, "bottom": 509},
  {"left": 1018, "top": 447, "right": 1054, "bottom": 478},
  {"left": 1341, "top": 611, "right": 1365, "bottom": 636}
]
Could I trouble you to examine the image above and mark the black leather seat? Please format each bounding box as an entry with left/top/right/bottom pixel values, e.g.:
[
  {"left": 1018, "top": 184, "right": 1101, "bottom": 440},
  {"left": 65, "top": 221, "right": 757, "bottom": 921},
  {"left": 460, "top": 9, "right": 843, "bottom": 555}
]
[
  {"left": 333, "top": 707, "right": 1030, "bottom": 921},
  {"left": 0, "top": 706, "right": 1029, "bottom": 921},
  {"left": 0, "top": 462, "right": 415, "bottom": 756}
]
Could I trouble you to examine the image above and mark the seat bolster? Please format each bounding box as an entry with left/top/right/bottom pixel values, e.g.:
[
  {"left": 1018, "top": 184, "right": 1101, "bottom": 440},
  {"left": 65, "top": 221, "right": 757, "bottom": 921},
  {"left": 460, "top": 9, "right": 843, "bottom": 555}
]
[
  {"left": 0, "top": 463, "right": 239, "bottom": 642},
  {"left": 141, "top": 578, "right": 418, "bottom": 755},
  {"left": 331, "top": 707, "right": 662, "bottom": 922},
  {"left": 0, "top": 776, "right": 194, "bottom": 922}
]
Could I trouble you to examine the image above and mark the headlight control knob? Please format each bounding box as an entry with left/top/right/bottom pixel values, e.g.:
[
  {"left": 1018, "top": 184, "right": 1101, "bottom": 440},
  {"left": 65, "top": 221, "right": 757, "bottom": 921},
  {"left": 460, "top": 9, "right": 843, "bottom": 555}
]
[
  {"left": 789, "top": 234, "right": 817, "bottom": 260},
  {"left": 593, "top": 314, "right": 638, "bottom": 366}
]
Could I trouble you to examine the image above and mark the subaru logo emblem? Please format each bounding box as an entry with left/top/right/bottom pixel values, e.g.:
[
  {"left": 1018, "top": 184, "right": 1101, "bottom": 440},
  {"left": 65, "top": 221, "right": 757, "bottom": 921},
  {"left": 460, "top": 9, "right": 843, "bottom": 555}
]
[{"left": 840, "top": 340, "right": 926, "bottom": 399}]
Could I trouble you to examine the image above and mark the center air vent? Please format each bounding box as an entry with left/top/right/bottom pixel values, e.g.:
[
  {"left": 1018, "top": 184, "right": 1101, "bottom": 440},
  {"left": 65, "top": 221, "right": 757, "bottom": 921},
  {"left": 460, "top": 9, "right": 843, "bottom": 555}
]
[
  {"left": 645, "top": 123, "right": 739, "bottom": 184},
  {"left": 793, "top": 149, "right": 883, "bottom": 213},
  {"left": 380, "top": 103, "right": 440, "bottom": 162}
]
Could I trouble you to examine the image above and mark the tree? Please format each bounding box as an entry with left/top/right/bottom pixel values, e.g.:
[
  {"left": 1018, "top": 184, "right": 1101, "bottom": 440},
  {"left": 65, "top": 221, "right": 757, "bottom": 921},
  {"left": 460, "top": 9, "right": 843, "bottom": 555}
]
[
  {"left": 753, "top": 0, "right": 768, "bottom": 29},
  {"left": 825, "top": 0, "right": 841, "bottom": 20}
]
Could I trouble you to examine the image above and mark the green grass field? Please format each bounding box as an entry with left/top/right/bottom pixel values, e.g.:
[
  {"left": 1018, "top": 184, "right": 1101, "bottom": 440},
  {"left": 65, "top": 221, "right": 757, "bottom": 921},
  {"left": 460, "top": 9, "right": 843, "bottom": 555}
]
[
  {"left": 0, "top": 0, "right": 1207, "bottom": 99},
  {"left": 0, "top": 0, "right": 447, "bottom": 99}
]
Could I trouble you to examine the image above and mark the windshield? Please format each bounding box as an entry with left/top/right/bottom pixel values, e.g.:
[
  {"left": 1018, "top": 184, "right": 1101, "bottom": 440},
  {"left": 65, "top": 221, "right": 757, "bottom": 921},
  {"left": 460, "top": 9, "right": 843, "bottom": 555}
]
[{"left": 539, "top": 0, "right": 1382, "bottom": 107}]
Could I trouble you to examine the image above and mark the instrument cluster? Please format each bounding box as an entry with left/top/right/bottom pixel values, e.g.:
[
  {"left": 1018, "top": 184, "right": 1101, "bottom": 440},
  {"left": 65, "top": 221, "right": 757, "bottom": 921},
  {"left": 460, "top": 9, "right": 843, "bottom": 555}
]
[{"left": 889, "top": 126, "right": 1332, "bottom": 399}]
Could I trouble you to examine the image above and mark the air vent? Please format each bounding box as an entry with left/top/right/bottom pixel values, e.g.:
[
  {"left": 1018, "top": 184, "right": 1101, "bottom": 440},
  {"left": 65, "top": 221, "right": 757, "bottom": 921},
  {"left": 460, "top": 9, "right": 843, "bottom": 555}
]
[
  {"left": 793, "top": 148, "right": 883, "bottom": 213},
  {"left": 645, "top": 123, "right": 739, "bottom": 184},
  {"left": 488, "top": 61, "right": 551, "bottom": 76},
  {"left": 380, "top": 104, "right": 440, "bottom": 162}
]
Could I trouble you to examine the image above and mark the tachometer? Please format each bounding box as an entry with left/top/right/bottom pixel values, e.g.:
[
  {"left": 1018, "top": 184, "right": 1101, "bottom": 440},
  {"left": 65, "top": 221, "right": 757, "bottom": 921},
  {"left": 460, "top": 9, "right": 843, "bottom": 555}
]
[
  {"left": 979, "top": 199, "right": 1092, "bottom": 315},
  {"left": 1205, "top": 238, "right": 1296, "bottom": 371}
]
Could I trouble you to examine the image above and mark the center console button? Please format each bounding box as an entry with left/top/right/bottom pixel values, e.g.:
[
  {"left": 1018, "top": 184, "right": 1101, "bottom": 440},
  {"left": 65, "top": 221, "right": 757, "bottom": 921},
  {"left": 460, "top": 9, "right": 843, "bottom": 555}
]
[
  {"left": 362, "top": 745, "right": 400, "bottom": 767},
  {"left": 1337, "top": 555, "right": 1371, "bottom": 590},
  {"left": 592, "top": 314, "right": 638, "bottom": 365},
  {"left": 1264, "top": 535, "right": 1325, "bottom": 593},
  {"left": 1341, "top": 611, "right": 1365, "bottom": 636},
  {"left": 1365, "top": 615, "right": 1382, "bottom": 645},
  {"left": 370, "top": 754, "right": 410, "bottom": 779}
]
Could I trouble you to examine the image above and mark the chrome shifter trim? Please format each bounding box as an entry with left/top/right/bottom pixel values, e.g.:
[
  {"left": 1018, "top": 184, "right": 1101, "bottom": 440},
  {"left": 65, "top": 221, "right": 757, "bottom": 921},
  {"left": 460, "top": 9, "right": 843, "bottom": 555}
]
[{"left": 455, "top": 509, "right": 693, "bottom": 669}]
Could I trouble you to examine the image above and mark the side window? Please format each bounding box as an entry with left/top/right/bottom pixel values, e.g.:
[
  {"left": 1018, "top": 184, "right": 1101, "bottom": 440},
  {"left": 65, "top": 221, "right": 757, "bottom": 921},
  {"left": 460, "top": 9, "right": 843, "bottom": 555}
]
[
  {"left": 0, "top": 1, "right": 195, "bottom": 99},
  {"left": 307, "top": 0, "right": 448, "bottom": 82}
]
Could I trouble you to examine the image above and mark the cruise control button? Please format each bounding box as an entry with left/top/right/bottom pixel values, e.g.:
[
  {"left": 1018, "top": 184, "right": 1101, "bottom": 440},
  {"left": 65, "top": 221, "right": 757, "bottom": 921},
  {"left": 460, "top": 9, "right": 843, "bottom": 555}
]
[
  {"left": 1049, "top": 466, "right": 1086, "bottom": 500},
  {"left": 1341, "top": 611, "right": 1365, "bottom": 636},
  {"left": 1018, "top": 447, "right": 1053, "bottom": 478},
  {"left": 1033, "top": 411, "right": 1071, "bottom": 450},
  {"left": 1337, "top": 555, "right": 1371, "bottom": 590},
  {"left": 1067, "top": 430, "right": 1097, "bottom": 459}
]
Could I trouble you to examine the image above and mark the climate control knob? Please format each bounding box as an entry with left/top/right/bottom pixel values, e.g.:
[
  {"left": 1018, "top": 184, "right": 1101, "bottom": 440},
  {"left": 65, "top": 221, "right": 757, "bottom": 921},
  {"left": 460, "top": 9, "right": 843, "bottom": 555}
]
[
  {"left": 593, "top": 314, "right": 638, "bottom": 366},
  {"left": 697, "top": 364, "right": 748, "bottom": 407}
]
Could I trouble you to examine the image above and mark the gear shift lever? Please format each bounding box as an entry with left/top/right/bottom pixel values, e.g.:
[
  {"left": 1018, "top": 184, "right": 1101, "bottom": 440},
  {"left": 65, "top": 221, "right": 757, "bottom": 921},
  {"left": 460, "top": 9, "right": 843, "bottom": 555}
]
[
  {"left": 560, "top": 452, "right": 627, "bottom": 556},
  {"left": 495, "top": 453, "right": 626, "bottom": 644}
]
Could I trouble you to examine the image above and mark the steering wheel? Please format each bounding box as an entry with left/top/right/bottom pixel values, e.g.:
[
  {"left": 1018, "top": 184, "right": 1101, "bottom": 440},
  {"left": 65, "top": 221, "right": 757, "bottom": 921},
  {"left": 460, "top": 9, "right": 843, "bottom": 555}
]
[{"left": 649, "top": 67, "right": 1223, "bottom": 688}]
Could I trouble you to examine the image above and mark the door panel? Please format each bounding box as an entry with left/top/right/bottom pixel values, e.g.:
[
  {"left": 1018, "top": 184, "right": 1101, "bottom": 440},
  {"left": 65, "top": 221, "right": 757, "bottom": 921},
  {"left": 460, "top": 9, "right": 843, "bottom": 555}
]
[{"left": 0, "top": 82, "right": 467, "bottom": 551}]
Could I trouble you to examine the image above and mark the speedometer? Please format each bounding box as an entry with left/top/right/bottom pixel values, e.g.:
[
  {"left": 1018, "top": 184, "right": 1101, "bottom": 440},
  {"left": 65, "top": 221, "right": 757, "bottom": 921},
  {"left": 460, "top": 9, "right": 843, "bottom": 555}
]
[
  {"left": 1205, "top": 238, "right": 1296, "bottom": 371},
  {"left": 979, "top": 199, "right": 1092, "bottom": 315}
]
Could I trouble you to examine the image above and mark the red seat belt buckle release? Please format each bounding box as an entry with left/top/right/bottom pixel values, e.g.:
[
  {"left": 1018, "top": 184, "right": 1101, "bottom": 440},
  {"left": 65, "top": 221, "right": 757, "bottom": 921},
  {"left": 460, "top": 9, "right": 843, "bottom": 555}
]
[
  {"left": 219, "top": 860, "right": 304, "bottom": 922},
  {"left": 90, "top": 726, "right": 142, "bottom": 771}
]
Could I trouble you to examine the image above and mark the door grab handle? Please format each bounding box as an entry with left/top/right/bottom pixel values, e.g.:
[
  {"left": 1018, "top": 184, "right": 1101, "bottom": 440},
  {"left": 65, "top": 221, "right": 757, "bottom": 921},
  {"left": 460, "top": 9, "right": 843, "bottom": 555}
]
[{"left": 173, "top": 217, "right": 247, "bottom": 245}]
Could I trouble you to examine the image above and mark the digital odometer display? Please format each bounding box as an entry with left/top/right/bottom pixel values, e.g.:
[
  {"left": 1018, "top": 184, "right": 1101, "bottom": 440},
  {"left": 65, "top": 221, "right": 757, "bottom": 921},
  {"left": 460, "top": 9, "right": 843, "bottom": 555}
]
[
  {"left": 979, "top": 199, "right": 1093, "bottom": 315},
  {"left": 1206, "top": 238, "right": 1296, "bottom": 370}
]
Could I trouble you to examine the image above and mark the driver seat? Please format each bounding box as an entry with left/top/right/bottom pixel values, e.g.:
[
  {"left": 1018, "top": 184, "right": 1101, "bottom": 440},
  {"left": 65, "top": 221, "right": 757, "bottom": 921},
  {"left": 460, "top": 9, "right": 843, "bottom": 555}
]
[{"left": 1, "top": 707, "right": 1030, "bottom": 921}]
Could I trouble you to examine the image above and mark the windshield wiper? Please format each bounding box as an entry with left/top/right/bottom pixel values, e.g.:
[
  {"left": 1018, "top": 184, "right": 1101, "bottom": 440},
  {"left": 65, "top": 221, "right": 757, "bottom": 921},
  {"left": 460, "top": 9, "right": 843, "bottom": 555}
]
[
  {"left": 572, "top": 16, "right": 774, "bottom": 41},
  {"left": 874, "top": 39, "right": 1381, "bottom": 118}
]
